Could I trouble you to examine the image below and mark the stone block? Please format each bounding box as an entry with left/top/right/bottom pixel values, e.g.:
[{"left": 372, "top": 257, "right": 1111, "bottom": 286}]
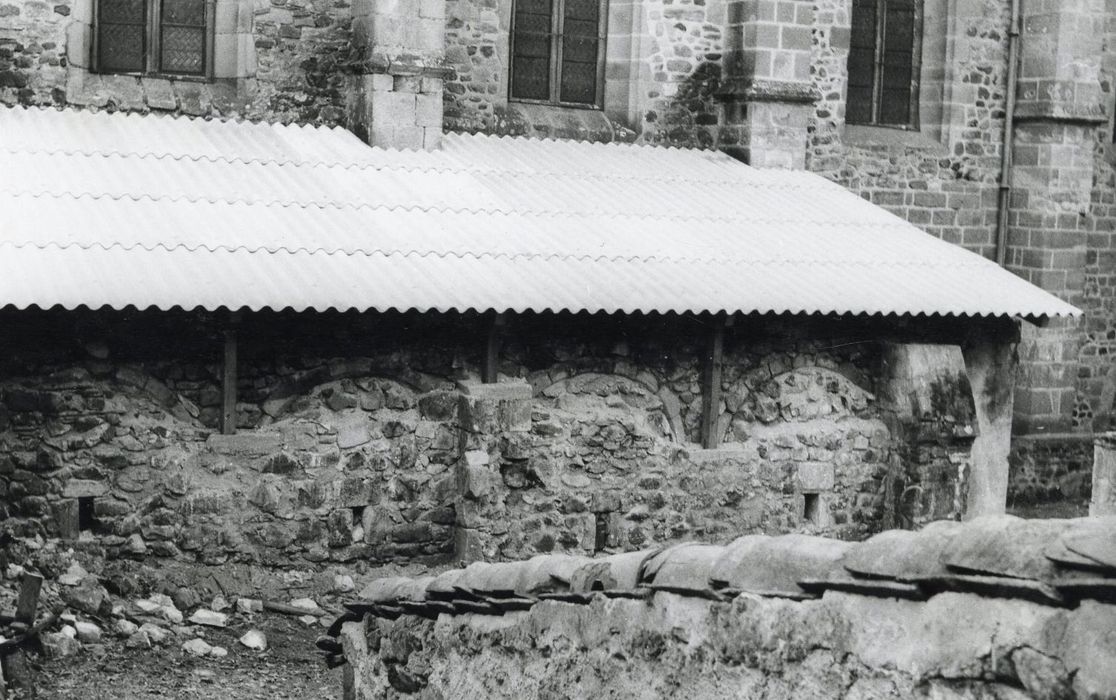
[
  {"left": 415, "top": 92, "right": 442, "bottom": 127},
  {"left": 369, "top": 73, "right": 394, "bottom": 92},
  {"left": 340, "top": 476, "right": 375, "bottom": 507},
  {"left": 457, "top": 380, "right": 533, "bottom": 401},
  {"left": 797, "top": 462, "right": 835, "bottom": 492},
  {"left": 207, "top": 432, "right": 283, "bottom": 457},
  {"left": 62, "top": 479, "right": 108, "bottom": 498},
  {"left": 336, "top": 420, "right": 372, "bottom": 449},
  {"left": 53, "top": 499, "right": 80, "bottom": 540},
  {"left": 215, "top": 0, "right": 239, "bottom": 34},
  {"left": 418, "top": 0, "right": 444, "bottom": 20}
]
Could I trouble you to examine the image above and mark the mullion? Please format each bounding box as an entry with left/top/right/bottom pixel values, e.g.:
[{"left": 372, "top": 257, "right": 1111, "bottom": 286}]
[
  {"left": 550, "top": 0, "right": 564, "bottom": 104},
  {"left": 872, "top": 0, "right": 885, "bottom": 125}
]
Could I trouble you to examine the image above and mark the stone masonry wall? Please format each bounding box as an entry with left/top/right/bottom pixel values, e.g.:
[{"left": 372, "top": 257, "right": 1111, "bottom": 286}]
[
  {"left": 335, "top": 516, "right": 1116, "bottom": 699},
  {"left": 0, "top": 0, "right": 353, "bottom": 123},
  {"left": 1008, "top": 435, "right": 1094, "bottom": 511},
  {"left": 0, "top": 309, "right": 986, "bottom": 580},
  {"left": 442, "top": 0, "right": 725, "bottom": 146},
  {"left": 808, "top": 0, "right": 1008, "bottom": 261}
]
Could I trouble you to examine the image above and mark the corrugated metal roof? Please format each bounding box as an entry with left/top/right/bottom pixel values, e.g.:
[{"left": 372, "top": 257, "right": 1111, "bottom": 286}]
[{"left": 0, "top": 106, "right": 1081, "bottom": 320}]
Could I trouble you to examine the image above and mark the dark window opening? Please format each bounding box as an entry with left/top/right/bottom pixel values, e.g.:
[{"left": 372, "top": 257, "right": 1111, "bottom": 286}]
[
  {"left": 847, "top": 0, "right": 922, "bottom": 129},
  {"left": 351, "top": 505, "right": 366, "bottom": 523},
  {"left": 78, "top": 496, "right": 97, "bottom": 532},
  {"left": 594, "top": 512, "right": 610, "bottom": 552},
  {"left": 96, "top": 0, "right": 212, "bottom": 77},
  {"left": 510, "top": 0, "right": 607, "bottom": 107},
  {"left": 803, "top": 493, "right": 822, "bottom": 526}
]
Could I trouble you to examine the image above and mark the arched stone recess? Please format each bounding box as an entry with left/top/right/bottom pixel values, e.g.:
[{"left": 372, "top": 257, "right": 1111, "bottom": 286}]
[
  {"left": 535, "top": 372, "right": 675, "bottom": 443},
  {"left": 0, "top": 362, "right": 461, "bottom": 570}
]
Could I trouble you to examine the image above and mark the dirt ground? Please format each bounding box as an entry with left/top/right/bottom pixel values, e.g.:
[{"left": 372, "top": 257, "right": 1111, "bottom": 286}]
[{"left": 17, "top": 613, "right": 343, "bottom": 699}]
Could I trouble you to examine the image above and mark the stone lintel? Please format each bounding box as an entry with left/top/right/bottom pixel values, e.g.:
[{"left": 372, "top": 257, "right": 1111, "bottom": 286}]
[
  {"left": 62, "top": 479, "right": 109, "bottom": 498},
  {"left": 797, "top": 462, "right": 835, "bottom": 492},
  {"left": 688, "top": 447, "right": 750, "bottom": 464},
  {"left": 717, "top": 78, "right": 818, "bottom": 105},
  {"left": 456, "top": 380, "right": 533, "bottom": 402}
]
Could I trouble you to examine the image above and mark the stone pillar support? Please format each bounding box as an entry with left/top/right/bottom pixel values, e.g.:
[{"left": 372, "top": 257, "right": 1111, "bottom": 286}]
[
  {"left": 962, "top": 321, "right": 1020, "bottom": 518},
  {"left": 453, "top": 380, "right": 533, "bottom": 562},
  {"left": 718, "top": 0, "right": 817, "bottom": 168},
  {"left": 879, "top": 343, "right": 977, "bottom": 527},
  {"left": 1092, "top": 433, "right": 1116, "bottom": 516},
  {"left": 347, "top": 0, "right": 450, "bottom": 150}
]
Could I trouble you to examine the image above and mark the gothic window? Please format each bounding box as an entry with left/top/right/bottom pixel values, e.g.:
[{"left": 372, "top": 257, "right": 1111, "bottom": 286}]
[
  {"left": 96, "top": 0, "right": 212, "bottom": 77},
  {"left": 847, "top": 0, "right": 922, "bottom": 128},
  {"left": 510, "top": 0, "right": 608, "bottom": 107}
]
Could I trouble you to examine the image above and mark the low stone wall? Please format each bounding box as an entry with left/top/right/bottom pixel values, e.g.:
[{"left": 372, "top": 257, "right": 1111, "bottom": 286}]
[
  {"left": 1008, "top": 435, "right": 1094, "bottom": 511},
  {"left": 333, "top": 515, "right": 1116, "bottom": 699},
  {"left": 0, "top": 309, "right": 1002, "bottom": 581}
]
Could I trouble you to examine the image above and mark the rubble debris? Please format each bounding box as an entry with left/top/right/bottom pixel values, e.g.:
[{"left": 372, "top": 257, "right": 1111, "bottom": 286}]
[
  {"left": 182, "top": 638, "right": 213, "bottom": 657},
  {"left": 238, "top": 630, "right": 267, "bottom": 651},
  {"left": 236, "top": 598, "right": 263, "bottom": 614},
  {"left": 188, "top": 609, "right": 228, "bottom": 628},
  {"left": 287, "top": 598, "right": 325, "bottom": 615},
  {"left": 126, "top": 630, "right": 152, "bottom": 649},
  {"left": 114, "top": 619, "right": 139, "bottom": 637},
  {"left": 264, "top": 600, "right": 324, "bottom": 617},
  {"left": 210, "top": 596, "right": 231, "bottom": 613},
  {"left": 138, "top": 623, "right": 169, "bottom": 645},
  {"left": 173, "top": 588, "right": 201, "bottom": 612},
  {"left": 41, "top": 631, "right": 81, "bottom": 659},
  {"left": 58, "top": 563, "right": 87, "bottom": 587},
  {"left": 333, "top": 575, "right": 356, "bottom": 594},
  {"left": 74, "top": 621, "right": 102, "bottom": 644}
]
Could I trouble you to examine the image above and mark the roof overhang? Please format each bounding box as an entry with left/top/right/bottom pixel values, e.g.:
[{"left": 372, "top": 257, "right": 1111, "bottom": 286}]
[{"left": 0, "top": 106, "right": 1082, "bottom": 324}]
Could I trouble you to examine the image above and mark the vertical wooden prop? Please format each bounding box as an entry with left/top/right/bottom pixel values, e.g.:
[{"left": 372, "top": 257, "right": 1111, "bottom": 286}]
[
  {"left": 220, "top": 313, "right": 241, "bottom": 435},
  {"left": 482, "top": 312, "right": 506, "bottom": 384},
  {"left": 700, "top": 314, "right": 728, "bottom": 449}
]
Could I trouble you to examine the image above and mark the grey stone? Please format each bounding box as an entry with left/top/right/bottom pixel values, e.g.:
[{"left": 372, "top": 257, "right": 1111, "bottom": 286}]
[
  {"left": 139, "top": 622, "right": 170, "bottom": 645},
  {"left": 239, "top": 629, "right": 268, "bottom": 651},
  {"left": 188, "top": 609, "right": 228, "bottom": 627},
  {"left": 182, "top": 638, "right": 213, "bottom": 656},
  {"left": 42, "top": 631, "right": 82, "bottom": 658},
  {"left": 74, "top": 620, "right": 102, "bottom": 643}
]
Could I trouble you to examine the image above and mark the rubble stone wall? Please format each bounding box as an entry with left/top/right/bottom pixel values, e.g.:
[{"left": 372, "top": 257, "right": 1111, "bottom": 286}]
[
  {"left": 0, "top": 0, "right": 354, "bottom": 123},
  {"left": 0, "top": 309, "right": 991, "bottom": 577},
  {"left": 442, "top": 0, "right": 725, "bottom": 146},
  {"left": 336, "top": 516, "right": 1116, "bottom": 700},
  {"left": 347, "top": 590, "right": 1116, "bottom": 699},
  {"left": 1008, "top": 435, "right": 1094, "bottom": 510}
]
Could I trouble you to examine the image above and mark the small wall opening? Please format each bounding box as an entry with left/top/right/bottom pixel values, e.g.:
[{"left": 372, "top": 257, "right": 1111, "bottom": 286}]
[
  {"left": 594, "top": 512, "right": 610, "bottom": 552},
  {"left": 77, "top": 496, "right": 96, "bottom": 533},
  {"left": 803, "top": 493, "right": 822, "bottom": 526}
]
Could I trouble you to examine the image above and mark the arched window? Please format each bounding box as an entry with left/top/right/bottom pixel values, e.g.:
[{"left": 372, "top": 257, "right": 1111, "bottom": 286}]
[
  {"left": 847, "top": 0, "right": 922, "bottom": 129},
  {"left": 95, "top": 0, "right": 213, "bottom": 77},
  {"left": 509, "top": 0, "right": 608, "bottom": 108}
]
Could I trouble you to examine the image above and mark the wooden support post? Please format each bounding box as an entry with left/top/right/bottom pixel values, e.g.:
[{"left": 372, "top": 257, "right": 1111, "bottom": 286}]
[
  {"left": 482, "top": 312, "right": 506, "bottom": 384},
  {"left": 220, "top": 312, "right": 241, "bottom": 435},
  {"left": 700, "top": 314, "right": 729, "bottom": 449}
]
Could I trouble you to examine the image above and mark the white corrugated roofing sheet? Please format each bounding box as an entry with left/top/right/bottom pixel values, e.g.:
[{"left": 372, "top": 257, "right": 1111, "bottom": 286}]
[{"left": 0, "top": 106, "right": 1080, "bottom": 320}]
